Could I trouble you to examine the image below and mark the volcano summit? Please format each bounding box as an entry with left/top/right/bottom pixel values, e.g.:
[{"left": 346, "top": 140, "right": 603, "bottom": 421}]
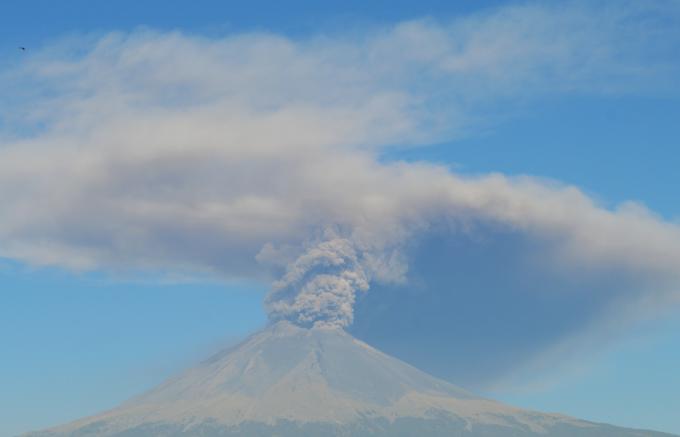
[{"left": 25, "top": 322, "right": 674, "bottom": 437}]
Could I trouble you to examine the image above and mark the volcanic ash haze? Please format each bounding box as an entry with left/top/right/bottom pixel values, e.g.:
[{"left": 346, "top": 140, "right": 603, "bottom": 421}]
[
  {"left": 5, "top": 4, "right": 680, "bottom": 436},
  {"left": 3, "top": 6, "right": 680, "bottom": 414},
  {"left": 25, "top": 321, "right": 676, "bottom": 437}
]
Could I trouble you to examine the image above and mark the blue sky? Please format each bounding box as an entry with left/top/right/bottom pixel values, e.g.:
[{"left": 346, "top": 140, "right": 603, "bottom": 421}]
[{"left": 1, "top": 1, "right": 680, "bottom": 436}]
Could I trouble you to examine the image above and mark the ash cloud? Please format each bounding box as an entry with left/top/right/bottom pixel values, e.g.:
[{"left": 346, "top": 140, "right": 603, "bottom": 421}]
[
  {"left": 265, "top": 238, "right": 370, "bottom": 328},
  {"left": 1, "top": 1, "right": 680, "bottom": 382}
]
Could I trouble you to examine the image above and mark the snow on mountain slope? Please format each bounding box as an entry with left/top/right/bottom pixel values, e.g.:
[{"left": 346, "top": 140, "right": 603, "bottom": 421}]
[{"left": 24, "top": 322, "right": 676, "bottom": 437}]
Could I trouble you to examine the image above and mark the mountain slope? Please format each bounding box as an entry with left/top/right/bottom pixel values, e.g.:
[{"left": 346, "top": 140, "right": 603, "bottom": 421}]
[{"left": 24, "top": 322, "right": 675, "bottom": 437}]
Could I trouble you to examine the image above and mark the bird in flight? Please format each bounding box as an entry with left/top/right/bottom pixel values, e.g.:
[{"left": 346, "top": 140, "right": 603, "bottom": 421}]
[{"left": 18, "top": 47, "right": 26, "bottom": 51}]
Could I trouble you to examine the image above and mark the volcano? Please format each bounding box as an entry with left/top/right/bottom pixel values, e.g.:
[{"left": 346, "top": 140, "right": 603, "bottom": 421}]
[{"left": 25, "top": 321, "right": 674, "bottom": 436}]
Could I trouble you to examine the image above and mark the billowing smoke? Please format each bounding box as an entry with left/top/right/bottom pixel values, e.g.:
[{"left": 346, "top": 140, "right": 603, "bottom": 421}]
[
  {"left": 265, "top": 238, "right": 370, "bottom": 328},
  {"left": 263, "top": 228, "right": 409, "bottom": 328},
  {"left": 2, "top": 1, "right": 680, "bottom": 383}
]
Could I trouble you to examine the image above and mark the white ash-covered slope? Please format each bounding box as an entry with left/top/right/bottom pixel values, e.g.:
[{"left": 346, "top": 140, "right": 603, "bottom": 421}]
[{"left": 25, "top": 322, "right": 675, "bottom": 437}]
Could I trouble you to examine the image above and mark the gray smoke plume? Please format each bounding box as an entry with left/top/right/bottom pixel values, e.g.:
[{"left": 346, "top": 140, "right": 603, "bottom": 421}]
[{"left": 265, "top": 238, "right": 370, "bottom": 328}]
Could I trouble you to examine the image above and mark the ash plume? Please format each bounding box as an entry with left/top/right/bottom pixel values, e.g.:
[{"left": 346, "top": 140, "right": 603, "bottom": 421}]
[
  {"left": 1, "top": 1, "right": 680, "bottom": 383},
  {"left": 265, "top": 238, "right": 370, "bottom": 328}
]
